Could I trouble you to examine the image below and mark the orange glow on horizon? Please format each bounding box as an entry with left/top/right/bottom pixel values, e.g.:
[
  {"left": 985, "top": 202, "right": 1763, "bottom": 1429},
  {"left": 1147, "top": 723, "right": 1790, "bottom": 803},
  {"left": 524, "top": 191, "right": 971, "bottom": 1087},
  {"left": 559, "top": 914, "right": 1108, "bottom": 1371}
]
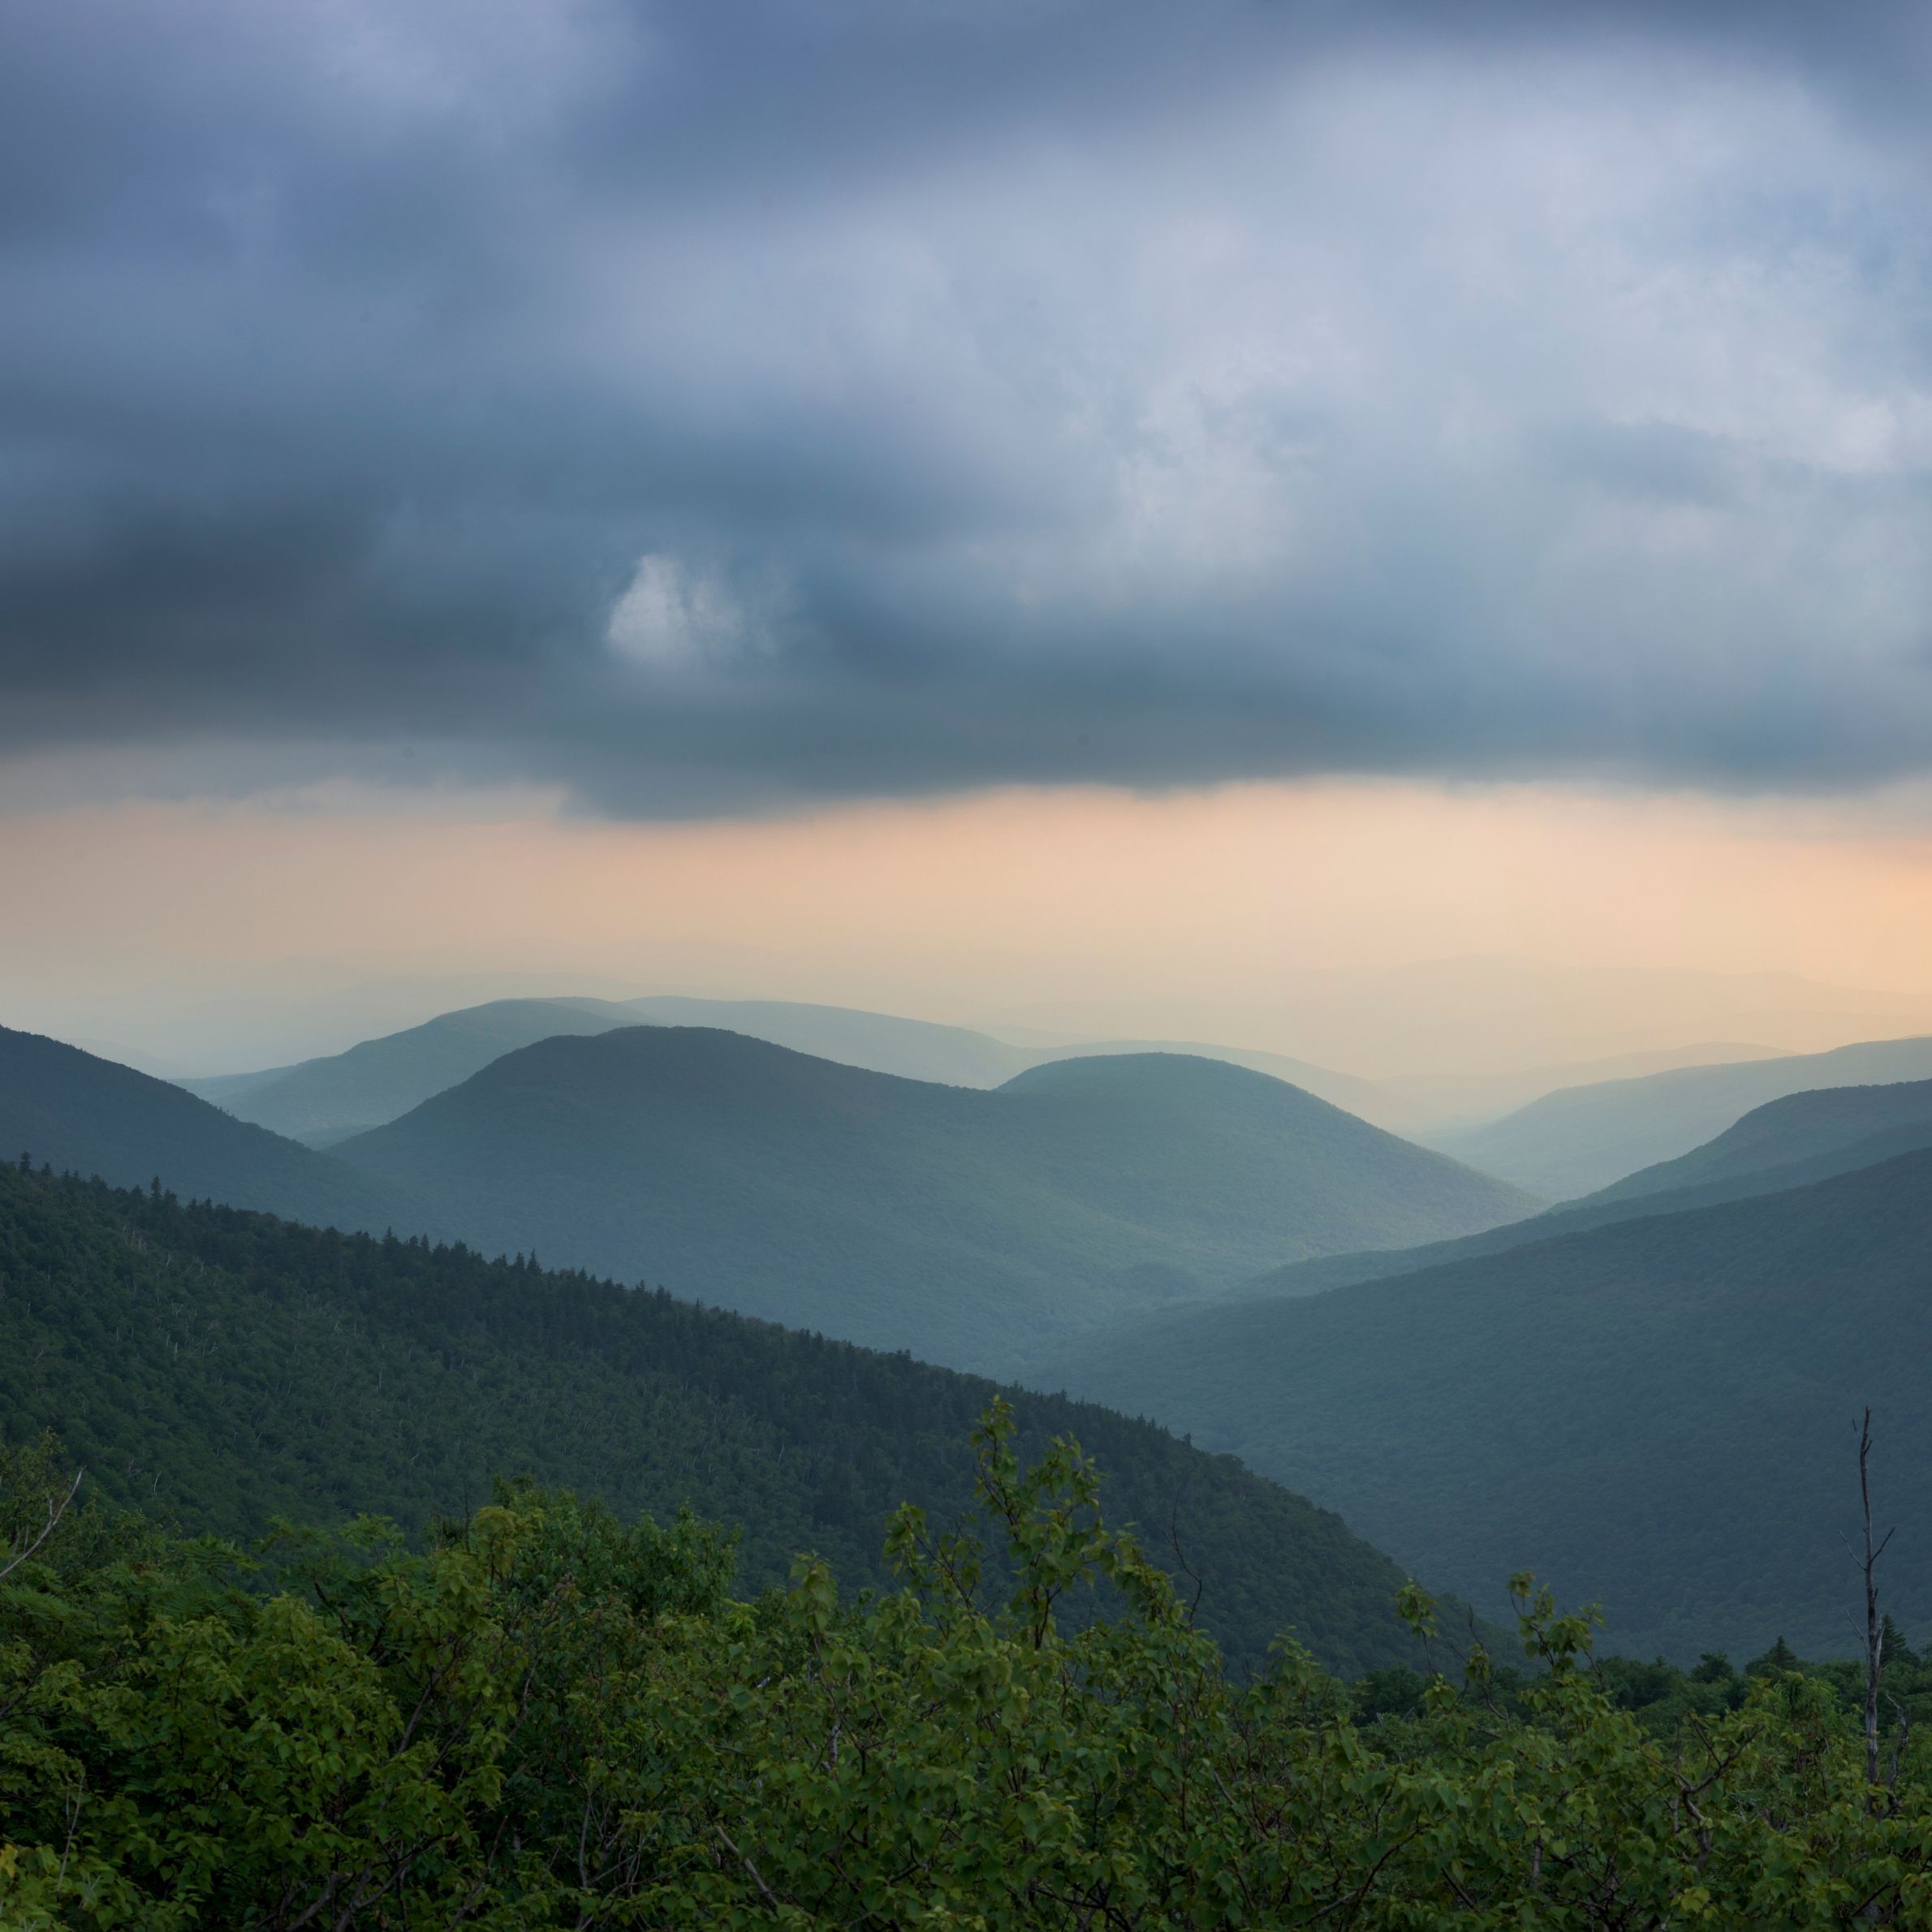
[{"left": 5, "top": 775, "right": 1932, "bottom": 1073}]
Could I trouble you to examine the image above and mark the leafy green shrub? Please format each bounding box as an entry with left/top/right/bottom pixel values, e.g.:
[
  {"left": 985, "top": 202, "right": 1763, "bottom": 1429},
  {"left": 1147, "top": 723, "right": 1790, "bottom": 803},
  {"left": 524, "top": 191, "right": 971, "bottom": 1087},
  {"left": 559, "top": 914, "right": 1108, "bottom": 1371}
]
[{"left": 7, "top": 1408, "right": 1932, "bottom": 1926}]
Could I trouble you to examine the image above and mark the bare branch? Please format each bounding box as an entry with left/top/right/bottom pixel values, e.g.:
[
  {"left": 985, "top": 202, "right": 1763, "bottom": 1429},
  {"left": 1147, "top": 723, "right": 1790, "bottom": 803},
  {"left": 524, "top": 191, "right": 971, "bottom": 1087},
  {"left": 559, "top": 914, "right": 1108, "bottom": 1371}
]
[
  {"left": 0, "top": 1467, "right": 84, "bottom": 1585},
  {"left": 715, "top": 1823, "right": 785, "bottom": 1913}
]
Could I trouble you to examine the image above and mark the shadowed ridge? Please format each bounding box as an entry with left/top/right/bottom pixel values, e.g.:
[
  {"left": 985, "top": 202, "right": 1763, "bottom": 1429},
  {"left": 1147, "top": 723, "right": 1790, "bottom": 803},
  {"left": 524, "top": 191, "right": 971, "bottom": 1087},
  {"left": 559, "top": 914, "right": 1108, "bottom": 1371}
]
[
  {"left": 0, "top": 1023, "right": 407, "bottom": 1234},
  {"left": 1239, "top": 1076, "right": 1932, "bottom": 1305},
  {"left": 1427, "top": 1033, "right": 1932, "bottom": 1198},
  {"left": 1024, "top": 1146, "right": 1932, "bottom": 1661},
  {"left": 332, "top": 1027, "right": 1537, "bottom": 1373},
  {"left": 1579, "top": 1076, "right": 1932, "bottom": 1208},
  {"left": 179, "top": 995, "right": 640, "bottom": 1141}
]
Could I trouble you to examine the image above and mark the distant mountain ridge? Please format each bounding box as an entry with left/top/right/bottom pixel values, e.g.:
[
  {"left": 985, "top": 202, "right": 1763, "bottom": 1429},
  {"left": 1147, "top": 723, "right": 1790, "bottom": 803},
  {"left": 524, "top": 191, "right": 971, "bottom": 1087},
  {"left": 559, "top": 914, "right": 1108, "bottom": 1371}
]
[
  {"left": 1239, "top": 1073, "right": 1932, "bottom": 1304},
  {"left": 6, "top": 1016, "right": 1533, "bottom": 1374},
  {"left": 179, "top": 997, "right": 642, "bottom": 1141},
  {"left": 330, "top": 1028, "right": 1537, "bottom": 1373},
  {"left": 176, "top": 994, "right": 1417, "bottom": 1142},
  {"left": 1385, "top": 1041, "right": 1788, "bottom": 1133},
  {"left": 1580, "top": 1076, "right": 1932, "bottom": 1209},
  {"left": 620, "top": 995, "right": 1035, "bottom": 1091},
  {"left": 0, "top": 1024, "right": 405, "bottom": 1233},
  {"left": 1025, "top": 1146, "right": 1932, "bottom": 1660},
  {"left": 1427, "top": 1033, "right": 1932, "bottom": 1197}
]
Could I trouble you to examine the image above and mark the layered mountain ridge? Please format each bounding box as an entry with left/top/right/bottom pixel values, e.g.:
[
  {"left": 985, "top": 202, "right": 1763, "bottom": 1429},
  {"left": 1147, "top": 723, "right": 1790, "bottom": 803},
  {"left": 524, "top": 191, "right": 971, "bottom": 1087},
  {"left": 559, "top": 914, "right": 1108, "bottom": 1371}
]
[
  {"left": 1427, "top": 1033, "right": 1932, "bottom": 1197},
  {"left": 1025, "top": 1146, "right": 1932, "bottom": 1658},
  {"left": 182, "top": 994, "right": 1414, "bottom": 1141},
  {"left": 330, "top": 1028, "right": 1537, "bottom": 1371},
  {"left": 4, "top": 1018, "right": 1534, "bottom": 1374}
]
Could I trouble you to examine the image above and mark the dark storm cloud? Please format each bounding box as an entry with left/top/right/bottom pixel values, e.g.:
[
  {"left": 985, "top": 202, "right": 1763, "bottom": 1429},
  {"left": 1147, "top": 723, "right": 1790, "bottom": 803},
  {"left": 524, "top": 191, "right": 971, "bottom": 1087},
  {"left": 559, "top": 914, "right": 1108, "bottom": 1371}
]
[{"left": 5, "top": 0, "right": 1932, "bottom": 814}]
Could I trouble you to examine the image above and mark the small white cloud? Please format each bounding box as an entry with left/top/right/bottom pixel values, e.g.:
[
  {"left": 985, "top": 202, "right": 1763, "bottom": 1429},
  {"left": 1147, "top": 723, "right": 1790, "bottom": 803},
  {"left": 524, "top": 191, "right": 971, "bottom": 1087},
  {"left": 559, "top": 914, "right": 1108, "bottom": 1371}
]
[{"left": 606, "top": 554, "right": 745, "bottom": 675}]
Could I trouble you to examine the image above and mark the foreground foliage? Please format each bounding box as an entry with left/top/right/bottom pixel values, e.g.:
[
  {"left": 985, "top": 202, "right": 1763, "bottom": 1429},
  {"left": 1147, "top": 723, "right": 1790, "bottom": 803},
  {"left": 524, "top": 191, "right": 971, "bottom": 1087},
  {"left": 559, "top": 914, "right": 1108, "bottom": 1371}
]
[{"left": 5, "top": 1415, "right": 1932, "bottom": 1929}]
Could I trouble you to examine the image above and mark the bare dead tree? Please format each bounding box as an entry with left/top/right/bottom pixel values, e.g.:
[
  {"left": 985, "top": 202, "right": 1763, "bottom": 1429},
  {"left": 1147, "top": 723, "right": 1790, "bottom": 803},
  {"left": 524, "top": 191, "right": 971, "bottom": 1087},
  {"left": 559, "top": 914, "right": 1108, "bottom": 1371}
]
[
  {"left": 0, "top": 1466, "right": 84, "bottom": 1585},
  {"left": 1167, "top": 1498, "right": 1205, "bottom": 1627},
  {"left": 1857, "top": 1408, "right": 1895, "bottom": 1792}
]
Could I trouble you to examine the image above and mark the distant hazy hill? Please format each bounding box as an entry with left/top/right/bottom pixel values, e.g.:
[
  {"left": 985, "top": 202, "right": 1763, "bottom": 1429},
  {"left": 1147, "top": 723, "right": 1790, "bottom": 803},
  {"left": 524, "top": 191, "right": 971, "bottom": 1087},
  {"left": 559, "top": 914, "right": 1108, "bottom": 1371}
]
[
  {"left": 0, "top": 1024, "right": 401, "bottom": 1232},
  {"left": 1382, "top": 1041, "right": 1788, "bottom": 1134},
  {"left": 183, "top": 992, "right": 1410, "bottom": 1140},
  {"left": 332, "top": 1029, "right": 1536, "bottom": 1372},
  {"left": 1426, "top": 1034, "right": 1932, "bottom": 1198},
  {"left": 0, "top": 1162, "right": 1447, "bottom": 1678},
  {"left": 1240, "top": 1075, "right": 1932, "bottom": 1304},
  {"left": 1026, "top": 1149, "right": 1932, "bottom": 1660},
  {"left": 1031, "top": 1037, "right": 1406, "bottom": 1130},
  {"left": 619, "top": 995, "right": 1033, "bottom": 1089},
  {"left": 179, "top": 997, "right": 640, "bottom": 1141},
  {"left": 636, "top": 997, "right": 1411, "bottom": 1129},
  {"left": 1581, "top": 1077, "right": 1932, "bottom": 1209}
]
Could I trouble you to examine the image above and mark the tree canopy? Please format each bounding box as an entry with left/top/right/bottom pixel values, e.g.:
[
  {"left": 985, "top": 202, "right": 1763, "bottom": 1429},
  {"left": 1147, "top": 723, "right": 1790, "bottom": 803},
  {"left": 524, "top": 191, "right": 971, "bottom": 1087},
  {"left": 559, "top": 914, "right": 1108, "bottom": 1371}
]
[{"left": 6, "top": 1412, "right": 1932, "bottom": 1927}]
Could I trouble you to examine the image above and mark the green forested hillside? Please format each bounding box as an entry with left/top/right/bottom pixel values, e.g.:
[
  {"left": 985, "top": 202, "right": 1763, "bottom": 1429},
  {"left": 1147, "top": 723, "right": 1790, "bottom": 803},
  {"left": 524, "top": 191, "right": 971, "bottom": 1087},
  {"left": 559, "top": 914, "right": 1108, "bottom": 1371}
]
[
  {"left": 179, "top": 996, "right": 640, "bottom": 1141},
  {"left": 1429, "top": 1033, "right": 1932, "bottom": 1198},
  {"left": 0, "top": 1026, "right": 404, "bottom": 1232},
  {"left": 0, "top": 1161, "right": 1443, "bottom": 1679},
  {"left": 331, "top": 1029, "right": 1536, "bottom": 1369},
  {"left": 1027, "top": 1149, "right": 1932, "bottom": 1660}
]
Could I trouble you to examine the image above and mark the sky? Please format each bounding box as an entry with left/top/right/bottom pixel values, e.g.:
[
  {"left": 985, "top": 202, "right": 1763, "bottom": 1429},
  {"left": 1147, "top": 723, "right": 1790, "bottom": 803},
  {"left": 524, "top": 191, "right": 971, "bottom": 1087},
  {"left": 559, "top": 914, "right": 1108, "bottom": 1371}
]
[{"left": 6, "top": 0, "right": 1932, "bottom": 1072}]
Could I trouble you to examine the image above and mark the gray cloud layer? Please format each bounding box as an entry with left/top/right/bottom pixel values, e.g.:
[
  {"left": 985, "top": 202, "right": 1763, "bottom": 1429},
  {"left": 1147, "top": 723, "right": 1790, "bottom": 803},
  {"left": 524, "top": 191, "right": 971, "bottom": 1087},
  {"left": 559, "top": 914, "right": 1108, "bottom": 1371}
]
[{"left": 4, "top": 0, "right": 1932, "bottom": 813}]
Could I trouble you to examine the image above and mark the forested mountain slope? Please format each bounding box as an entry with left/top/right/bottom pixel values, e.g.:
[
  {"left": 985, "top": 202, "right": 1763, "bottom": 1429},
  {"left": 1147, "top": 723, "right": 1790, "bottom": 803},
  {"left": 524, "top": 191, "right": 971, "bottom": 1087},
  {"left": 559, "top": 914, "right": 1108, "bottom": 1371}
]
[
  {"left": 1026, "top": 1149, "right": 1932, "bottom": 1660},
  {"left": 332, "top": 1029, "right": 1535, "bottom": 1370},
  {"left": 0, "top": 1025, "right": 404, "bottom": 1232},
  {"left": 0, "top": 1161, "right": 1442, "bottom": 1677},
  {"left": 179, "top": 996, "right": 640, "bottom": 1141},
  {"left": 1427, "top": 1033, "right": 1932, "bottom": 1197}
]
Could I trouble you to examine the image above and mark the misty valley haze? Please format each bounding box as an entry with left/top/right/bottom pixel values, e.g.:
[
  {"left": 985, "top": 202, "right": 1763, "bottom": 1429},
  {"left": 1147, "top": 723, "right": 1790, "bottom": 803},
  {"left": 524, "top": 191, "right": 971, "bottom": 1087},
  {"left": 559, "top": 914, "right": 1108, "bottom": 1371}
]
[{"left": 11, "top": 0, "right": 1932, "bottom": 1921}]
